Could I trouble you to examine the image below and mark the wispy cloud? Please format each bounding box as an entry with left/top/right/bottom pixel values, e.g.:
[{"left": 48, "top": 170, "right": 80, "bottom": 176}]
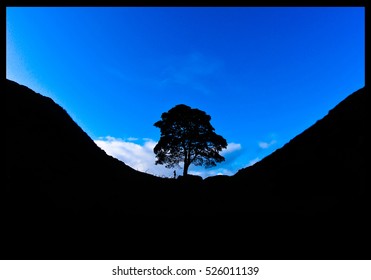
[
  {"left": 158, "top": 52, "right": 223, "bottom": 95},
  {"left": 104, "top": 52, "right": 223, "bottom": 96},
  {"left": 94, "top": 136, "right": 240, "bottom": 179},
  {"left": 258, "top": 139, "right": 277, "bottom": 149},
  {"left": 247, "top": 137, "right": 277, "bottom": 166},
  {"left": 104, "top": 67, "right": 132, "bottom": 83}
]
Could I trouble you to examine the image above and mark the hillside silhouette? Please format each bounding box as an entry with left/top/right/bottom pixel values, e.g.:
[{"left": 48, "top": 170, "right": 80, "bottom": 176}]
[
  {"left": 229, "top": 86, "right": 369, "bottom": 213},
  {"left": 4, "top": 79, "right": 178, "bottom": 217},
  {"left": 4, "top": 78, "right": 369, "bottom": 216},
  {"left": 4, "top": 78, "right": 369, "bottom": 259}
]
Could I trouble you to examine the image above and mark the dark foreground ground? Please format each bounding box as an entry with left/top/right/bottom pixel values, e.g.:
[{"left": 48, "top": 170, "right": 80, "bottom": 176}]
[{"left": 3, "top": 79, "right": 370, "bottom": 259}]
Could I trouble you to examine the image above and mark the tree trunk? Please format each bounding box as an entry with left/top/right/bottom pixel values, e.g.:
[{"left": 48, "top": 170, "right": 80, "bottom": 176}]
[
  {"left": 183, "top": 148, "right": 190, "bottom": 176},
  {"left": 183, "top": 161, "right": 189, "bottom": 176}
]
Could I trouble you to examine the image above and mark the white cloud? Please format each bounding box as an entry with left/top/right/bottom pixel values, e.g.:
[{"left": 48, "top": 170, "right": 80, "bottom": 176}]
[
  {"left": 221, "top": 142, "right": 241, "bottom": 155},
  {"left": 190, "top": 168, "right": 235, "bottom": 178},
  {"left": 94, "top": 136, "right": 241, "bottom": 179},
  {"left": 258, "top": 140, "right": 277, "bottom": 149},
  {"left": 127, "top": 137, "right": 138, "bottom": 141},
  {"left": 94, "top": 136, "right": 171, "bottom": 177}
]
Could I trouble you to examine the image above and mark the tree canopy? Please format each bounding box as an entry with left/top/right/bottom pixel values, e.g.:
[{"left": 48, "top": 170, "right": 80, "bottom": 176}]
[{"left": 153, "top": 104, "right": 227, "bottom": 177}]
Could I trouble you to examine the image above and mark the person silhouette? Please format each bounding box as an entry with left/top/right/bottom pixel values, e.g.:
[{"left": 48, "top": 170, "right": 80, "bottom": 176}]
[{"left": 173, "top": 170, "right": 176, "bottom": 179}]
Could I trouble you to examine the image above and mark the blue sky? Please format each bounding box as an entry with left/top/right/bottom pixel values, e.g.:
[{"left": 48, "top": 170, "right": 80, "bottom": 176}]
[{"left": 6, "top": 7, "right": 364, "bottom": 178}]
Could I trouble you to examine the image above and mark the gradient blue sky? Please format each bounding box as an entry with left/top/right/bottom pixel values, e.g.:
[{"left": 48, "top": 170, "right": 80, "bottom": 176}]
[{"left": 6, "top": 7, "right": 365, "bottom": 178}]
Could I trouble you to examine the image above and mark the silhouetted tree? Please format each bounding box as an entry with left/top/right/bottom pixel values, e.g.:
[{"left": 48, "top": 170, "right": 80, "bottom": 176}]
[{"left": 154, "top": 104, "right": 227, "bottom": 177}]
